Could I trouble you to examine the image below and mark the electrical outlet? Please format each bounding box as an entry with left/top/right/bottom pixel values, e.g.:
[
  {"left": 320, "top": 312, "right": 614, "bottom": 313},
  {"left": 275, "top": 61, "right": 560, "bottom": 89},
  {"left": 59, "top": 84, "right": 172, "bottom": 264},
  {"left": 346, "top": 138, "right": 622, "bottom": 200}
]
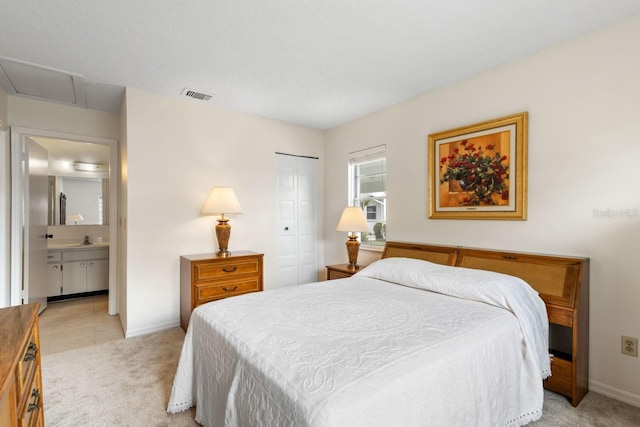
[{"left": 621, "top": 336, "right": 638, "bottom": 357}]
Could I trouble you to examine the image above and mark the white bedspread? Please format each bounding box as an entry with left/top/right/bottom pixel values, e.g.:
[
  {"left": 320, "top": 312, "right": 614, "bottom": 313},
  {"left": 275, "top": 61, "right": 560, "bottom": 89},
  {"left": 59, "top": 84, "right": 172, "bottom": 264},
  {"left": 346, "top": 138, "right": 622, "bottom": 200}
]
[{"left": 168, "top": 260, "right": 549, "bottom": 427}]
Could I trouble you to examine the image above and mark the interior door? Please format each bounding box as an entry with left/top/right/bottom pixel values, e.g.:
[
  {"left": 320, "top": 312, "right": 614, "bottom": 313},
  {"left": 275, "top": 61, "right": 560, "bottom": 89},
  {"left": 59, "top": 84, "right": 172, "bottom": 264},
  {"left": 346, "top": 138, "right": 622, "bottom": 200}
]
[
  {"left": 296, "top": 157, "right": 318, "bottom": 284},
  {"left": 276, "top": 155, "right": 298, "bottom": 287},
  {"left": 24, "top": 137, "right": 49, "bottom": 311},
  {"left": 276, "top": 154, "right": 318, "bottom": 287}
]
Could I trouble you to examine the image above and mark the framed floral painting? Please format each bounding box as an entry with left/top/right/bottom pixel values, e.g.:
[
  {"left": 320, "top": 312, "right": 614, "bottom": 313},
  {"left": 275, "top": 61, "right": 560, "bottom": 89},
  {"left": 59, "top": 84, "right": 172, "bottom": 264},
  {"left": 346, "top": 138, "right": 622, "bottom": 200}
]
[{"left": 428, "top": 112, "right": 527, "bottom": 220}]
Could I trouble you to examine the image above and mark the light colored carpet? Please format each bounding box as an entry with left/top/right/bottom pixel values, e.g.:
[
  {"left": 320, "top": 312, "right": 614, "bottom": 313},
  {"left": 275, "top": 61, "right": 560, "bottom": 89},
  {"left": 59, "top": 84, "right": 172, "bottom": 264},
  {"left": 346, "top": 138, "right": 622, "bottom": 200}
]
[
  {"left": 42, "top": 327, "right": 640, "bottom": 426},
  {"left": 42, "top": 327, "right": 197, "bottom": 427}
]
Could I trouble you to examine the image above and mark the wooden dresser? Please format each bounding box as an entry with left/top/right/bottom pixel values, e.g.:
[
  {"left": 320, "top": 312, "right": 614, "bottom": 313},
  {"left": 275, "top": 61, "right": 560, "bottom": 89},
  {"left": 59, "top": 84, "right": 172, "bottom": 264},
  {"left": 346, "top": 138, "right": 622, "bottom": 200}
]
[
  {"left": 382, "top": 241, "right": 589, "bottom": 407},
  {"left": 0, "top": 303, "right": 44, "bottom": 427},
  {"left": 180, "top": 251, "right": 264, "bottom": 331}
]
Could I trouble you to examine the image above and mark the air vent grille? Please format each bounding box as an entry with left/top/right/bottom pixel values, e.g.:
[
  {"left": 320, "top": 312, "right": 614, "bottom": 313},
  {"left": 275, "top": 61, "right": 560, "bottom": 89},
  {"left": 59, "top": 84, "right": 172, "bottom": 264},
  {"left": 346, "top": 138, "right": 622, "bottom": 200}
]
[{"left": 181, "top": 88, "right": 213, "bottom": 102}]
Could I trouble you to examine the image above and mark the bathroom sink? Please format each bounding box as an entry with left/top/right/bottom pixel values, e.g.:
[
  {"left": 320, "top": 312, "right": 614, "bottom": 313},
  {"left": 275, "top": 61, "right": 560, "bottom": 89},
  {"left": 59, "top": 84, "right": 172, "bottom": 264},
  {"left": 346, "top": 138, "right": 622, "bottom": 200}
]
[
  {"left": 48, "top": 242, "right": 109, "bottom": 249},
  {"left": 48, "top": 243, "right": 84, "bottom": 248}
]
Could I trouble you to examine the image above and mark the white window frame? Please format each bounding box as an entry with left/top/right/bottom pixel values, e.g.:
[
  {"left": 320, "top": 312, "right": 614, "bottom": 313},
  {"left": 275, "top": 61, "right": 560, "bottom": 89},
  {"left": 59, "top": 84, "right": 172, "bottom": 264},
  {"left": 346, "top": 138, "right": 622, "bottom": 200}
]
[{"left": 348, "top": 145, "right": 386, "bottom": 250}]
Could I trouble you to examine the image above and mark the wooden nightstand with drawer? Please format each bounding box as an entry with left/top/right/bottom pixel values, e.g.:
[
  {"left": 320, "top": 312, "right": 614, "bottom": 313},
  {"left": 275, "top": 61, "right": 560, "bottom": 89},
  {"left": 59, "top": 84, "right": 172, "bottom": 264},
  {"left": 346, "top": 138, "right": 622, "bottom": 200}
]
[
  {"left": 180, "top": 251, "right": 264, "bottom": 331},
  {"left": 326, "top": 264, "right": 366, "bottom": 280}
]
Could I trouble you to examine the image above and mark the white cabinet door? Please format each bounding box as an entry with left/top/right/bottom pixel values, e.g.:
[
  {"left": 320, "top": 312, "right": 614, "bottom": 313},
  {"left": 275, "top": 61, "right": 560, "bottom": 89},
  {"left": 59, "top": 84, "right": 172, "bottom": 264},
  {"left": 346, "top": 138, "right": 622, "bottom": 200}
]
[
  {"left": 64, "top": 261, "right": 87, "bottom": 295},
  {"left": 46, "top": 264, "right": 62, "bottom": 296},
  {"left": 87, "top": 259, "right": 109, "bottom": 291}
]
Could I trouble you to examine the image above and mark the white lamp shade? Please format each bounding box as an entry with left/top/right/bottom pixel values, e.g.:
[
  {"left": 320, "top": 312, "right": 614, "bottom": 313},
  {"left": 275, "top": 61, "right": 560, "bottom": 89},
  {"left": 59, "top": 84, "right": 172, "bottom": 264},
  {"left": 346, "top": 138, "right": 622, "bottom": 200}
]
[
  {"left": 68, "top": 213, "right": 84, "bottom": 221},
  {"left": 202, "top": 187, "right": 244, "bottom": 215},
  {"left": 336, "top": 207, "right": 369, "bottom": 233}
]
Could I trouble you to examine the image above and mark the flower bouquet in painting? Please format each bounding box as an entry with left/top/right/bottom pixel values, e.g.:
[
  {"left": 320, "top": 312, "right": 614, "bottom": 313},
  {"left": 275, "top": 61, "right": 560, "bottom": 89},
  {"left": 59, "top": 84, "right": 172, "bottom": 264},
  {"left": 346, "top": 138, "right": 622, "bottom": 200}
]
[{"left": 439, "top": 140, "right": 509, "bottom": 206}]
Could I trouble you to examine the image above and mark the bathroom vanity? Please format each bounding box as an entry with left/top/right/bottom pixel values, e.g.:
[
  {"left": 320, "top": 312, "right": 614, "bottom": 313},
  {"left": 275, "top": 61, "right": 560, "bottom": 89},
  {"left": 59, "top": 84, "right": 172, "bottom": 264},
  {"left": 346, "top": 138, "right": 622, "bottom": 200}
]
[{"left": 46, "top": 243, "right": 109, "bottom": 297}]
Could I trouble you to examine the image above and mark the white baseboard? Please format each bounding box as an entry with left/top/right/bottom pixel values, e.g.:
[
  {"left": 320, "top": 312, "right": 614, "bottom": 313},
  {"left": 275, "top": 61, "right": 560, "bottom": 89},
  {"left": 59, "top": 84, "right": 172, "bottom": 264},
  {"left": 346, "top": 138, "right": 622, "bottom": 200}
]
[
  {"left": 589, "top": 379, "right": 640, "bottom": 408},
  {"left": 124, "top": 319, "right": 181, "bottom": 338}
]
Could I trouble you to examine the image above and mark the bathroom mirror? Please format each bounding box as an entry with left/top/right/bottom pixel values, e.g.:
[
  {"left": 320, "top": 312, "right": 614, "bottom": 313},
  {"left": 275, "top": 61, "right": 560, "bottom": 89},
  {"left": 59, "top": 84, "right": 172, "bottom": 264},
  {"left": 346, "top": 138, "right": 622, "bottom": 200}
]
[{"left": 48, "top": 176, "right": 108, "bottom": 225}]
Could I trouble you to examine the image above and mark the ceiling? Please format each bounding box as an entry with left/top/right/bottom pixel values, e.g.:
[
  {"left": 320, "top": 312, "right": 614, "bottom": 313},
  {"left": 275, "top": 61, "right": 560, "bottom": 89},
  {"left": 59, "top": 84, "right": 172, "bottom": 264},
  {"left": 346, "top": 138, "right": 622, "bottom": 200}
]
[{"left": 1, "top": 1, "right": 639, "bottom": 130}]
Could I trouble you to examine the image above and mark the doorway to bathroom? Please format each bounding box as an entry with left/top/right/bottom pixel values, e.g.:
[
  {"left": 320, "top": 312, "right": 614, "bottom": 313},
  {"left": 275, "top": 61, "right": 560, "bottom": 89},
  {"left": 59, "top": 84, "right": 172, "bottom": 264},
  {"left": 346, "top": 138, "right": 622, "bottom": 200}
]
[{"left": 9, "top": 127, "right": 119, "bottom": 316}]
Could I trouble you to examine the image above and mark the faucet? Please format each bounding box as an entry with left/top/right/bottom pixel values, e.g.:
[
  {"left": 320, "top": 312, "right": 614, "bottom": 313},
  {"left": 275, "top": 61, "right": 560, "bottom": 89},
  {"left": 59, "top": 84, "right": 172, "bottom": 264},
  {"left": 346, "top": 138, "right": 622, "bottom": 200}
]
[{"left": 83, "top": 235, "right": 91, "bottom": 245}]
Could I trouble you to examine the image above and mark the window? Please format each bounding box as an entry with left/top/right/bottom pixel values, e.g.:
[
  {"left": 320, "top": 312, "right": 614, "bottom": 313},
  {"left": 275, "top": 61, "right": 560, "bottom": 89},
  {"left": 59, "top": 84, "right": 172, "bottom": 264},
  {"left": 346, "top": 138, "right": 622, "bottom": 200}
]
[
  {"left": 366, "top": 205, "right": 377, "bottom": 220},
  {"left": 349, "top": 146, "right": 386, "bottom": 247}
]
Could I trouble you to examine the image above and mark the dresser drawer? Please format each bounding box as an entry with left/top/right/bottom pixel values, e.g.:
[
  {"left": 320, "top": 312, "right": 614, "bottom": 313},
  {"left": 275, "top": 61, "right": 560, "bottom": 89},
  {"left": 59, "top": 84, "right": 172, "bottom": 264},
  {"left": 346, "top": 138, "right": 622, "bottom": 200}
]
[
  {"left": 47, "top": 251, "right": 62, "bottom": 262},
  {"left": 196, "top": 277, "right": 261, "bottom": 304},
  {"left": 16, "top": 330, "right": 39, "bottom": 398},
  {"left": 544, "top": 356, "right": 572, "bottom": 397},
  {"left": 194, "top": 258, "right": 260, "bottom": 282},
  {"left": 62, "top": 248, "right": 109, "bottom": 262},
  {"left": 19, "top": 370, "right": 42, "bottom": 427},
  {"left": 181, "top": 252, "right": 264, "bottom": 331},
  {"left": 326, "top": 264, "right": 364, "bottom": 280},
  {"left": 328, "top": 270, "right": 352, "bottom": 280}
]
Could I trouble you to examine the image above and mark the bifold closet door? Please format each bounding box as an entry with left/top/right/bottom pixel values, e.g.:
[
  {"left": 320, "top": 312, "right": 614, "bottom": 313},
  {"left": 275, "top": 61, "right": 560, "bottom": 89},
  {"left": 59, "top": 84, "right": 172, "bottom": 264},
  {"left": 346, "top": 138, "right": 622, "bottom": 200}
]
[{"left": 276, "top": 154, "right": 318, "bottom": 287}]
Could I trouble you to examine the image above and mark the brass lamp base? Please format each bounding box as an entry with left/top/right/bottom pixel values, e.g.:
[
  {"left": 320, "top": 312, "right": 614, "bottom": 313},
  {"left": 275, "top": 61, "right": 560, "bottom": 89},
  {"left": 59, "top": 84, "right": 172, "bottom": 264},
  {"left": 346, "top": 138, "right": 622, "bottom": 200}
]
[
  {"left": 215, "top": 218, "right": 232, "bottom": 257},
  {"left": 345, "top": 233, "right": 360, "bottom": 268}
]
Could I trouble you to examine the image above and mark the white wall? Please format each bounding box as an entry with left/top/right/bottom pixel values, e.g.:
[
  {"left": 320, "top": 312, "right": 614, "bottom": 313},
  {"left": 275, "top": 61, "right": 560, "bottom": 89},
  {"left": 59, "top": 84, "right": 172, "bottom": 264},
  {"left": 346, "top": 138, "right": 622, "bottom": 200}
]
[
  {"left": 324, "top": 15, "right": 640, "bottom": 405},
  {"left": 123, "top": 88, "right": 325, "bottom": 337},
  {"left": 7, "top": 97, "right": 120, "bottom": 138}
]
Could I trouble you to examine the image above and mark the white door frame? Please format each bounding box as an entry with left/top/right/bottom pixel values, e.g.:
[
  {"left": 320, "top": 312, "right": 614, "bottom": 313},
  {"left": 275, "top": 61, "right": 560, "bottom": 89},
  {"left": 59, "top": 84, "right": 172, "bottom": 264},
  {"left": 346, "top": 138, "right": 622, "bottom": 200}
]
[
  {"left": 10, "top": 127, "right": 119, "bottom": 314},
  {"left": 0, "top": 126, "right": 9, "bottom": 308}
]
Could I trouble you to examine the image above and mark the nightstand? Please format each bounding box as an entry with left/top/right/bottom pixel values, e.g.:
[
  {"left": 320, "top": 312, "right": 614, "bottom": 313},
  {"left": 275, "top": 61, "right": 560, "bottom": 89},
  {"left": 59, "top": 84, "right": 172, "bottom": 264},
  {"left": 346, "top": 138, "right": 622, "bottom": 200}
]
[
  {"left": 326, "top": 263, "right": 366, "bottom": 280},
  {"left": 180, "top": 251, "right": 264, "bottom": 331}
]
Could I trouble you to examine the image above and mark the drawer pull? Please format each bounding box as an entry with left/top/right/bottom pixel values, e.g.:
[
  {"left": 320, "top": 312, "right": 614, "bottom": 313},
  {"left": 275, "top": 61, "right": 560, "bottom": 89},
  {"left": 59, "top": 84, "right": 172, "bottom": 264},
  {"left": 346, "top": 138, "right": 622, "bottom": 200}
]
[
  {"left": 222, "top": 286, "right": 238, "bottom": 292},
  {"left": 222, "top": 267, "right": 237, "bottom": 273},
  {"left": 24, "top": 342, "right": 38, "bottom": 361},
  {"left": 502, "top": 255, "right": 517, "bottom": 260}
]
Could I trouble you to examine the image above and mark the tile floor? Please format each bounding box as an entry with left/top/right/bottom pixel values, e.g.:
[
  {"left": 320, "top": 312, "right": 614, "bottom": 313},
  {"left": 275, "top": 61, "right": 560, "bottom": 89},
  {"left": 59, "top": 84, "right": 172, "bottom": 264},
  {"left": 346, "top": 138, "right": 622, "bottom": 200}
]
[{"left": 38, "top": 294, "right": 124, "bottom": 356}]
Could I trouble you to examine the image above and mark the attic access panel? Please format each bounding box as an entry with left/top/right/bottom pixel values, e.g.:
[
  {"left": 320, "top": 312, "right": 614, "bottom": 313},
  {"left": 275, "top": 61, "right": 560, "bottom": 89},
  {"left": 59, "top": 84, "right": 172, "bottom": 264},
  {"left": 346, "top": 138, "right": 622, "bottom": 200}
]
[{"left": 0, "top": 57, "right": 85, "bottom": 107}]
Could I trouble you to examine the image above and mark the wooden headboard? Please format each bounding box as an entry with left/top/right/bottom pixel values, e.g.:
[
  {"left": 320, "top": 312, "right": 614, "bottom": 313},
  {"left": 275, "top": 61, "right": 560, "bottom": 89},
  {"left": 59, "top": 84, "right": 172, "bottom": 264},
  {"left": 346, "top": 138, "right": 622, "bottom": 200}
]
[{"left": 381, "top": 241, "right": 589, "bottom": 407}]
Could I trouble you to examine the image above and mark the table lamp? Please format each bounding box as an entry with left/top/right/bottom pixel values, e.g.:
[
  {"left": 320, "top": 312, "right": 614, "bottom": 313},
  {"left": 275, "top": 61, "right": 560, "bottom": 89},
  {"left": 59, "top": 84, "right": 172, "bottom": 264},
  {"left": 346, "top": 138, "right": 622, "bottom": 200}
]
[
  {"left": 202, "top": 187, "right": 244, "bottom": 256},
  {"left": 336, "top": 206, "right": 369, "bottom": 269},
  {"left": 68, "top": 213, "right": 84, "bottom": 225}
]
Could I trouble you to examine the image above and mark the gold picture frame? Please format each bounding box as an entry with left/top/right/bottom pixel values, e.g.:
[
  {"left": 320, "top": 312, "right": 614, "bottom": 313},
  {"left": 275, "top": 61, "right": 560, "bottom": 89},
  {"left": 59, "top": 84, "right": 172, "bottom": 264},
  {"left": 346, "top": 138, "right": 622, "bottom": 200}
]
[{"left": 428, "top": 112, "right": 527, "bottom": 220}]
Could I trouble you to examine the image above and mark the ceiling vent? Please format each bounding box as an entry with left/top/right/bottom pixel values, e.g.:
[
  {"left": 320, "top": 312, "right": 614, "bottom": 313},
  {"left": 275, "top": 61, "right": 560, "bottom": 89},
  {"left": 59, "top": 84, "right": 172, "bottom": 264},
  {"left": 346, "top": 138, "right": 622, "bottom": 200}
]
[
  {"left": 0, "top": 56, "right": 86, "bottom": 107},
  {"left": 181, "top": 87, "right": 214, "bottom": 102}
]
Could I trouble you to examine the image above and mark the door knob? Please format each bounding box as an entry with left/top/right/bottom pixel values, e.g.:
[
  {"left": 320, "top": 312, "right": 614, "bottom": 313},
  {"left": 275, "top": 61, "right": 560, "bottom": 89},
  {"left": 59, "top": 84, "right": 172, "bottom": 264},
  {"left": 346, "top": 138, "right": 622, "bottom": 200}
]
[
  {"left": 45, "top": 234, "right": 53, "bottom": 239},
  {"left": 284, "top": 227, "right": 289, "bottom": 230}
]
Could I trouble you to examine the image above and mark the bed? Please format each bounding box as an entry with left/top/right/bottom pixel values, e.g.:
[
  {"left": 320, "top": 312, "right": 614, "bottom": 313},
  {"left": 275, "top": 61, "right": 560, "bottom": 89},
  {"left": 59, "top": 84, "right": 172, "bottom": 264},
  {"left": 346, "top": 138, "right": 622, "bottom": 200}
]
[{"left": 167, "top": 242, "right": 589, "bottom": 426}]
